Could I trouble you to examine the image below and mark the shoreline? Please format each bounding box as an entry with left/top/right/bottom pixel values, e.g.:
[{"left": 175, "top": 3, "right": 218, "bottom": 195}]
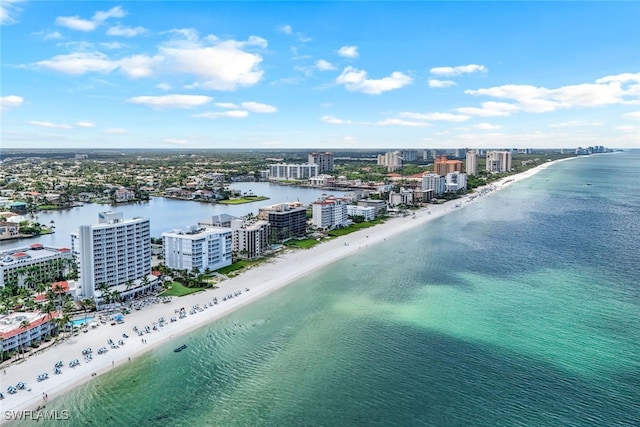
[{"left": 0, "top": 157, "right": 576, "bottom": 422}]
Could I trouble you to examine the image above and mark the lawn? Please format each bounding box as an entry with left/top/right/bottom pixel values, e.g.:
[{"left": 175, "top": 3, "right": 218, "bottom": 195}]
[
  {"left": 216, "top": 260, "right": 255, "bottom": 275},
  {"left": 159, "top": 281, "right": 206, "bottom": 297},
  {"left": 284, "top": 239, "right": 320, "bottom": 249},
  {"left": 328, "top": 219, "right": 385, "bottom": 237},
  {"left": 218, "top": 196, "right": 269, "bottom": 205}
]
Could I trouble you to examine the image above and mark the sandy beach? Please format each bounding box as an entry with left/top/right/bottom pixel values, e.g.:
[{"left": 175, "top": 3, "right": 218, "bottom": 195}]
[{"left": 0, "top": 158, "right": 573, "bottom": 421}]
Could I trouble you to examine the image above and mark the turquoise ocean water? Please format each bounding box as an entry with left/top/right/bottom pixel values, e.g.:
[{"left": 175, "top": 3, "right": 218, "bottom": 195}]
[{"left": 19, "top": 152, "right": 640, "bottom": 426}]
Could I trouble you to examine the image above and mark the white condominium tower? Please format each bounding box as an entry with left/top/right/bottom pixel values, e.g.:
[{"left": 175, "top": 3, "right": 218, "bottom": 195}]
[
  {"left": 71, "top": 212, "right": 151, "bottom": 299},
  {"left": 486, "top": 151, "right": 512, "bottom": 173},
  {"left": 466, "top": 151, "right": 478, "bottom": 176},
  {"left": 162, "top": 226, "right": 232, "bottom": 272},
  {"left": 308, "top": 151, "right": 335, "bottom": 172}
]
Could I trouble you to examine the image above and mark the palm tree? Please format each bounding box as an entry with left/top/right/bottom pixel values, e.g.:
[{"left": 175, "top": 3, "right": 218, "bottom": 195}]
[
  {"left": 19, "top": 319, "right": 31, "bottom": 359},
  {"left": 96, "top": 283, "right": 111, "bottom": 309},
  {"left": 79, "top": 298, "right": 95, "bottom": 324}
]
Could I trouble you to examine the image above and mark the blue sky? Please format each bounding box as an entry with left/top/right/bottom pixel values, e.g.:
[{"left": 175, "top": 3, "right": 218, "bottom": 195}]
[{"left": 1, "top": 1, "right": 639, "bottom": 150}]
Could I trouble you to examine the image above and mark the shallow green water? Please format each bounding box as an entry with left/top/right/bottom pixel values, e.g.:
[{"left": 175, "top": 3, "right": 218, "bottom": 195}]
[{"left": 19, "top": 151, "right": 640, "bottom": 426}]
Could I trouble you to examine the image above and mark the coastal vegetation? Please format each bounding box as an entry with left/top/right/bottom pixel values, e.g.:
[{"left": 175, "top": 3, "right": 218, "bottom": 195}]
[{"left": 159, "top": 281, "right": 206, "bottom": 297}]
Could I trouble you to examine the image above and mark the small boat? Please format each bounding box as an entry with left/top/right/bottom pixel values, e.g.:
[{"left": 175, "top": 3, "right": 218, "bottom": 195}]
[{"left": 174, "top": 344, "right": 188, "bottom": 353}]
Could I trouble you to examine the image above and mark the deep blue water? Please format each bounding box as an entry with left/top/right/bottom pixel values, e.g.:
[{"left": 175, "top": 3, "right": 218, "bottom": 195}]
[{"left": 12, "top": 151, "right": 640, "bottom": 426}]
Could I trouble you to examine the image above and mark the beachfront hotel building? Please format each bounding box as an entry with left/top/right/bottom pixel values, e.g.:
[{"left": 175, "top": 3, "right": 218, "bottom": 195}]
[
  {"left": 347, "top": 205, "right": 376, "bottom": 221},
  {"left": 0, "top": 311, "right": 57, "bottom": 355},
  {"left": 486, "top": 151, "right": 512, "bottom": 173},
  {"left": 445, "top": 172, "right": 468, "bottom": 193},
  {"left": 71, "top": 212, "right": 152, "bottom": 300},
  {"left": 434, "top": 156, "right": 464, "bottom": 176},
  {"left": 312, "top": 196, "right": 349, "bottom": 230},
  {"left": 466, "top": 151, "right": 478, "bottom": 176},
  {"left": 308, "top": 151, "right": 335, "bottom": 172},
  {"left": 0, "top": 244, "right": 72, "bottom": 288},
  {"left": 229, "top": 219, "right": 271, "bottom": 260},
  {"left": 357, "top": 199, "right": 387, "bottom": 218},
  {"left": 422, "top": 173, "right": 445, "bottom": 196},
  {"left": 258, "top": 202, "right": 308, "bottom": 242},
  {"left": 162, "top": 226, "right": 232, "bottom": 272},
  {"left": 268, "top": 164, "right": 319, "bottom": 180},
  {"left": 389, "top": 189, "right": 415, "bottom": 207}
]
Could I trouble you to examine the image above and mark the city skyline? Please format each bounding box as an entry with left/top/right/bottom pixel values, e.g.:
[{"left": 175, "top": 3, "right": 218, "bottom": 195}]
[{"left": 1, "top": 1, "right": 639, "bottom": 150}]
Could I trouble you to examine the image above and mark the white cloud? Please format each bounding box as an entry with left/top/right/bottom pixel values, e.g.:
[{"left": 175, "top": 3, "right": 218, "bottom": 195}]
[
  {"left": 376, "top": 119, "right": 429, "bottom": 127},
  {"left": 473, "top": 123, "right": 501, "bottom": 130},
  {"left": 155, "top": 83, "right": 172, "bottom": 91},
  {"left": 1, "top": 0, "right": 24, "bottom": 25},
  {"left": 322, "top": 115, "right": 352, "bottom": 125},
  {"left": 103, "top": 128, "right": 128, "bottom": 134},
  {"left": 159, "top": 32, "right": 266, "bottom": 90},
  {"left": 31, "top": 30, "right": 268, "bottom": 90},
  {"left": 107, "top": 25, "right": 146, "bottom": 37},
  {"left": 337, "top": 45, "right": 358, "bottom": 58},
  {"left": 623, "top": 111, "right": 640, "bottom": 119},
  {"left": 215, "top": 102, "right": 239, "bottom": 109},
  {"left": 29, "top": 121, "right": 73, "bottom": 129},
  {"left": 457, "top": 101, "right": 520, "bottom": 117},
  {"left": 118, "top": 54, "right": 163, "bottom": 78},
  {"left": 465, "top": 73, "right": 640, "bottom": 114},
  {"left": 0, "top": 95, "right": 23, "bottom": 111},
  {"left": 316, "top": 59, "right": 336, "bottom": 71},
  {"left": 549, "top": 120, "right": 603, "bottom": 128},
  {"left": 595, "top": 73, "right": 640, "bottom": 84},
  {"left": 127, "top": 94, "right": 213, "bottom": 109},
  {"left": 55, "top": 16, "right": 96, "bottom": 32},
  {"left": 614, "top": 125, "right": 638, "bottom": 132},
  {"left": 55, "top": 6, "right": 125, "bottom": 32},
  {"left": 430, "top": 64, "right": 487, "bottom": 76},
  {"left": 278, "top": 24, "right": 293, "bottom": 35},
  {"left": 92, "top": 6, "right": 126, "bottom": 23},
  {"left": 75, "top": 121, "right": 96, "bottom": 128},
  {"left": 35, "top": 52, "right": 118, "bottom": 75},
  {"left": 428, "top": 79, "right": 457, "bottom": 88},
  {"left": 336, "top": 66, "right": 412, "bottom": 95},
  {"left": 101, "top": 41, "right": 126, "bottom": 50},
  {"left": 398, "top": 112, "right": 469, "bottom": 122},
  {"left": 193, "top": 110, "right": 249, "bottom": 119},
  {"left": 241, "top": 102, "right": 277, "bottom": 113},
  {"left": 33, "top": 30, "right": 63, "bottom": 40}
]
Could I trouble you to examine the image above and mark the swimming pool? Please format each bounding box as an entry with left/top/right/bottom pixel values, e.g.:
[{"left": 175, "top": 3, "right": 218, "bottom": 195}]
[{"left": 69, "top": 317, "right": 93, "bottom": 327}]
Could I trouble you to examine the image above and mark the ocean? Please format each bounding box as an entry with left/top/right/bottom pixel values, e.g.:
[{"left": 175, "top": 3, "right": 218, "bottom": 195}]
[{"left": 16, "top": 151, "right": 640, "bottom": 426}]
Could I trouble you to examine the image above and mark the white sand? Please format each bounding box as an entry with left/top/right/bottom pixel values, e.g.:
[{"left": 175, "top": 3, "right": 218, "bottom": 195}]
[{"left": 0, "top": 158, "right": 574, "bottom": 420}]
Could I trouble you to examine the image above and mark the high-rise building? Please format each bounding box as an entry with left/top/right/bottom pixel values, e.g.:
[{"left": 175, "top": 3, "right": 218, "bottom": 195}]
[
  {"left": 308, "top": 152, "right": 335, "bottom": 172},
  {"left": 258, "top": 202, "right": 308, "bottom": 242},
  {"left": 434, "top": 156, "right": 463, "bottom": 176},
  {"left": 466, "top": 151, "right": 478, "bottom": 176},
  {"left": 377, "top": 151, "right": 403, "bottom": 172},
  {"left": 486, "top": 151, "right": 512, "bottom": 173},
  {"left": 269, "top": 164, "right": 319, "bottom": 180},
  {"left": 445, "top": 172, "right": 467, "bottom": 192},
  {"left": 422, "top": 173, "right": 445, "bottom": 196},
  {"left": 162, "top": 225, "right": 232, "bottom": 272},
  {"left": 71, "top": 212, "right": 152, "bottom": 299},
  {"left": 0, "top": 244, "right": 72, "bottom": 288},
  {"left": 229, "top": 219, "right": 271, "bottom": 260},
  {"left": 312, "top": 196, "right": 349, "bottom": 230},
  {"left": 400, "top": 149, "right": 418, "bottom": 162}
]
